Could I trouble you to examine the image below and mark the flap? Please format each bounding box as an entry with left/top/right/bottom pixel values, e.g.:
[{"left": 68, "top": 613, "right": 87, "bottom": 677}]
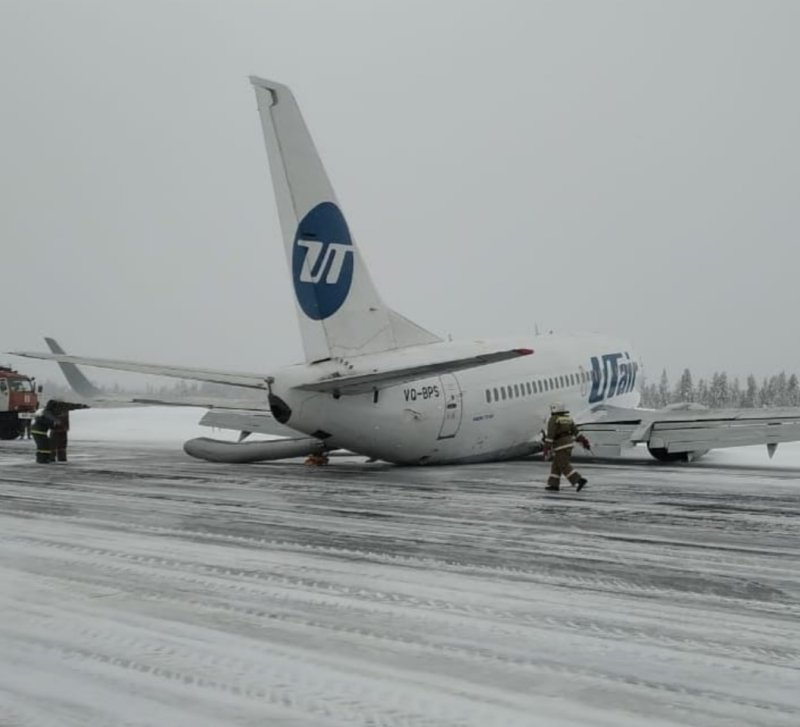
[{"left": 198, "top": 409, "right": 303, "bottom": 438}]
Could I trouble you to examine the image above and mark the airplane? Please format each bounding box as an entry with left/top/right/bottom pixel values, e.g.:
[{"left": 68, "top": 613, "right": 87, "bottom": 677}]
[{"left": 11, "top": 77, "right": 800, "bottom": 465}]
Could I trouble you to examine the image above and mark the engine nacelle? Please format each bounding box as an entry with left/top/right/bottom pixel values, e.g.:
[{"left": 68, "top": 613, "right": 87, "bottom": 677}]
[
  {"left": 646, "top": 402, "right": 710, "bottom": 462},
  {"left": 647, "top": 446, "right": 709, "bottom": 463},
  {"left": 184, "top": 436, "right": 325, "bottom": 463}
]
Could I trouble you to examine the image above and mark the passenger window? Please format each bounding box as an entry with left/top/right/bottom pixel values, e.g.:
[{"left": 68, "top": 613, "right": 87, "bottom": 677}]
[
  {"left": 493, "top": 387, "right": 499, "bottom": 401},
  {"left": 485, "top": 390, "right": 491, "bottom": 403},
  {"left": 513, "top": 384, "right": 519, "bottom": 397},
  {"left": 501, "top": 387, "right": 507, "bottom": 400},
  {"left": 526, "top": 382, "right": 532, "bottom": 395}
]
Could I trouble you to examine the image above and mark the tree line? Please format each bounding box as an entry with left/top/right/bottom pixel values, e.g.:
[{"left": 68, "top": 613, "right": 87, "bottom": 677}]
[{"left": 640, "top": 369, "right": 800, "bottom": 409}]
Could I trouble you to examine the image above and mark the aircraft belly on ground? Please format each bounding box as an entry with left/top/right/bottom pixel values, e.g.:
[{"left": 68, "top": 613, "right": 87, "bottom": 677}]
[
  {"left": 280, "top": 382, "right": 446, "bottom": 464},
  {"left": 273, "top": 336, "right": 639, "bottom": 465}
]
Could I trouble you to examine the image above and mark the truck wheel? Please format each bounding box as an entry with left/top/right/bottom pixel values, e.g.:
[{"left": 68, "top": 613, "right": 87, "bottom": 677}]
[{"left": 0, "top": 422, "right": 22, "bottom": 440}]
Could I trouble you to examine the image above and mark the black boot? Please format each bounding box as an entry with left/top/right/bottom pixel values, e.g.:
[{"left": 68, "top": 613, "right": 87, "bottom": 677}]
[
  {"left": 545, "top": 483, "right": 560, "bottom": 491},
  {"left": 576, "top": 477, "right": 588, "bottom": 492}
]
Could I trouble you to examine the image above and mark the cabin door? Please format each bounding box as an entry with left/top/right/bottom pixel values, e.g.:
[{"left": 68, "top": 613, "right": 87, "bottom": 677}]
[{"left": 438, "top": 374, "right": 463, "bottom": 439}]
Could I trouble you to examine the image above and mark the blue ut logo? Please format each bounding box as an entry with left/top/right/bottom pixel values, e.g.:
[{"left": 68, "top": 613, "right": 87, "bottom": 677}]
[
  {"left": 589, "top": 352, "right": 638, "bottom": 404},
  {"left": 292, "top": 202, "right": 354, "bottom": 320}
]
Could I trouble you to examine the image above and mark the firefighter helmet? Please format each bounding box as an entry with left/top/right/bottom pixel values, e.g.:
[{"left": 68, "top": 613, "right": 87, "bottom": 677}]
[{"left": 550, "top": 401, "right": 567, "bottom": 414}]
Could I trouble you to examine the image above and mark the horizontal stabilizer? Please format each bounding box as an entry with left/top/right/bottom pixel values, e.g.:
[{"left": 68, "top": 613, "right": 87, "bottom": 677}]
[
  {"left": 297, "top": 348, "right": 534, "bottom": 394},
  {"left": 9, "top": 351, "right": 270, "bottom": 389},
  {"left": 184, "top": 436, "right": 326, "bottom": 463}
]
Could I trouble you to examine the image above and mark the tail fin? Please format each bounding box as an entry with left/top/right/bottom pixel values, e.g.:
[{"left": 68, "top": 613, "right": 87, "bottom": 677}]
[
  {"left": 249, "top": 77, "right": 440, "bottom": 363},
  {"left": 44, "top": 337, "right": 104, "bottom": 398}
]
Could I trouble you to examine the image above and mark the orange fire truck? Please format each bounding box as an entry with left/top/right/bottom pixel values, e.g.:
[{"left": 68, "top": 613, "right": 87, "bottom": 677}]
[{"left": 0, "top": 365, "right": 41, "bottom": 439}]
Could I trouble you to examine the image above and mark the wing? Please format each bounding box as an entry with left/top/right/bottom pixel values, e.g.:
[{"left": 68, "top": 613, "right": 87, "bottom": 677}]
[
  {"left": 28, "top": 340, "right": 307, "bottom": 441},
  {"left": 297, "top": 348, "right": 533, "bottom": 394},
  {"left": 10, "top": 350, "right": 270, "bottom": 389},
  {"left": 37, "top": 338, "right": 271, "bottom": 411},
  {"left": 197, "top": 409, "right": 302, "bottom": 438},
  {"left": 580, "top": 405, "right": 800, "bottom": 459}
]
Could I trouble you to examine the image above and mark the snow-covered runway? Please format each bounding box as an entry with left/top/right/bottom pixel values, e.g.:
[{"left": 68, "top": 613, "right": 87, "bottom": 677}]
[{"left": 1, "top": 417, "right": 798, "bottom": 726}]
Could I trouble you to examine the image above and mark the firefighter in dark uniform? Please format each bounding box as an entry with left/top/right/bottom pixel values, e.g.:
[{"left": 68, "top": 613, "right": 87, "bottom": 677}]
[
  {"left": 50, "top": 401, "right": 89, "bottom": 462},
  {"left": 30, "top": 400, "right": 59, "bottom": 463},
  {"left": 543, "top": 402, "right": 590, "bottom": 491}
]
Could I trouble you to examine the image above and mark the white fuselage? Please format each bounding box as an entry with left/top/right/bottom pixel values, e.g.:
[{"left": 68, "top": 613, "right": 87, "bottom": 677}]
[{"left": 271, "top": 332, "right": 641, "bottom": 464}]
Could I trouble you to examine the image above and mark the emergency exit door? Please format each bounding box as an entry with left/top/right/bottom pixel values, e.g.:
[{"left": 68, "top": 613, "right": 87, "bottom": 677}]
[{"left": 438, "top": 374, "right": 463, "bottom": 439}]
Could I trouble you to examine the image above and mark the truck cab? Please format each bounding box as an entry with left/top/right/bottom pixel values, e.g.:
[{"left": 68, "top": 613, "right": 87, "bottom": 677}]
[{"left": 0, "top": 365, "right": 40, "bottom": 439}]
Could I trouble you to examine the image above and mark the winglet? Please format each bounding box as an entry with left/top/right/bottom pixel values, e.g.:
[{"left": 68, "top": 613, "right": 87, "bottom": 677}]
[{"left": 44, "top": 337, "right": 104, "bottom": 399}]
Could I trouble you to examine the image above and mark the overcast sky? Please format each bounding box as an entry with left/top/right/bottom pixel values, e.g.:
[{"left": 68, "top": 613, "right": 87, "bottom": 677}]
[{"left": 2, "top": 0, "right": 798, "bottom": 389}]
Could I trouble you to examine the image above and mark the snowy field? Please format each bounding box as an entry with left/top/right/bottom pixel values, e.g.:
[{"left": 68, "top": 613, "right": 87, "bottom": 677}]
[{"left": 1, "top": 408, "right": 799, "bottom": 726}]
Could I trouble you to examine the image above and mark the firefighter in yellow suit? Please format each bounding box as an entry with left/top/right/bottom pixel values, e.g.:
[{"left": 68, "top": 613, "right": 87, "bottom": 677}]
[
  {"left": 30, "top": 400, "right": 59, "bottom": 463},
  {"left": 543, "top": 402, "right": 590, "bottom": 492}
]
